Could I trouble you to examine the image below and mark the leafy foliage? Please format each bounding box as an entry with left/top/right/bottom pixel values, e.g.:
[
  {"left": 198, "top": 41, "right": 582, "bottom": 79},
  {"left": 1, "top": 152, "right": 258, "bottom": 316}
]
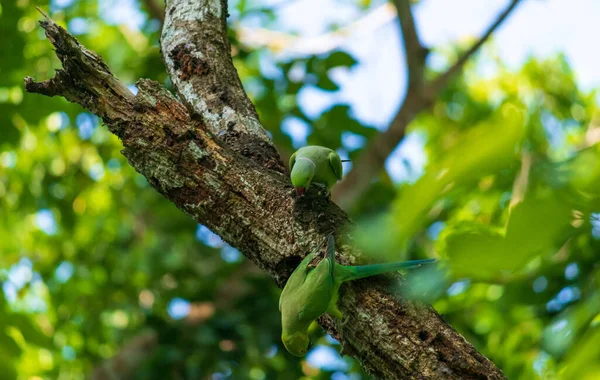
[
  {"left": 2, "top": 0, "right": 600, "bottom": 379},
  {"left": 366, "top": 54, "right": 600, "bottom": 378}
]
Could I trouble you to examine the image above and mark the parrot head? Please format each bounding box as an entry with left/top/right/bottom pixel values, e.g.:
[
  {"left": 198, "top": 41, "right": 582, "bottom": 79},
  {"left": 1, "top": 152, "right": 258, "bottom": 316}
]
[
  {"left": 290, "top": 159, "right": 315, "bottom": 195},
  {"left": 282, "top": 332, "right": 311, "bottom": 357}
]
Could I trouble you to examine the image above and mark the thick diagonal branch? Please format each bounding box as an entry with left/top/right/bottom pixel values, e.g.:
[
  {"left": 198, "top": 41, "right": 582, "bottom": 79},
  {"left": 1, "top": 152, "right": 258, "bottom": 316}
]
[
  {"left": 333, "top": 0, "right": 523, "bottom": 210},
  {"left": 25, "top": 10, "right": 505, "bottom": 379}
]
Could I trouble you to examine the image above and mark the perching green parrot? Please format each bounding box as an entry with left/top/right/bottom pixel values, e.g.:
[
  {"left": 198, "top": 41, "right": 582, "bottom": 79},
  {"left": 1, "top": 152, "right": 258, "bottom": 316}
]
[
  {"left": 289, "top": 145, "right": 344, "bottom": 195},
  {"left": 279, "top": 234, "right": 435, "bottom": 357}
]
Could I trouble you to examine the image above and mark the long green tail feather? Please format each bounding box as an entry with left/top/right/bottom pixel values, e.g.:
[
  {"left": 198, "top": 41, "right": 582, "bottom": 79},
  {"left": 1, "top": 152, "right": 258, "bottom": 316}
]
[{"left": 338, "top": 258, "right": 435, "bottom": 282}]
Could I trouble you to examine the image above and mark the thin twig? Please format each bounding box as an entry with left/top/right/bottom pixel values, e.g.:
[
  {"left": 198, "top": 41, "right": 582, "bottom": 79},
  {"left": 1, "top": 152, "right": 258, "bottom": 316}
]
[{"left": 429, "top": 0, "right": 522, "bottom": 94}]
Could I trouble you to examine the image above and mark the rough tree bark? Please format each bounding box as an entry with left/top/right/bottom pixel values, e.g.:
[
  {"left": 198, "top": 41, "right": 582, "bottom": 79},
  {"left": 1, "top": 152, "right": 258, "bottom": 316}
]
[
  {"left": 332, "top": 0, "right": 524, "bottom": 210},
  {"left": 25, "top": 2, "right": 505, "bottom": 379}
]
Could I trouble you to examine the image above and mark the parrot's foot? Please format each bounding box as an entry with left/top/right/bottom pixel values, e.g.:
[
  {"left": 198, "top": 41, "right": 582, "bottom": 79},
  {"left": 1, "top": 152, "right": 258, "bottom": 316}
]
[
  {"left": 313, "top": 183, "right": 330, "bottom": 198},
  {"left": 340, "top": 315, "right": 350, "bottom": 327},
  {"left": 336, "top": 317, "right": 353, "bottom": 357}
]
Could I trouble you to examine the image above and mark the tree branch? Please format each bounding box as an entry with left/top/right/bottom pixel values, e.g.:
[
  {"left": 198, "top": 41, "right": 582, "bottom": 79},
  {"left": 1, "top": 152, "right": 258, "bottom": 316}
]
[
  {"left": 25, "top": 9, "right": 505, "bottom": 379},
  {"left": 333, "top": 0, "right": 523, "bottom": 210},
  {"left": 393, "top": 0, "right": 428, "bottom": 89},
  {"left": 143, "top": 0, "right": 165, "bottom": 23},
  {"left": 429, "top": 0, "right": 521, "bottom": 95},
  {"left": 160, "top": 0, "right": 271, "bottom": 145}
]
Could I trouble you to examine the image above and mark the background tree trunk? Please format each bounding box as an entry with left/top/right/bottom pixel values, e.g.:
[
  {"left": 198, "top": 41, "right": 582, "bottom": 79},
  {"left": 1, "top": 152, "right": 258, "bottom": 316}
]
[{"left": 332, "top": 0, "right": 523, "bottom": 210}]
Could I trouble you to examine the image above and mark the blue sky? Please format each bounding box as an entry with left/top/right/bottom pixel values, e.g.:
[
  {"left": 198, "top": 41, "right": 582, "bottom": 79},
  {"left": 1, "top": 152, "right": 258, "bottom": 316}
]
[{"left": 273, "top": 0, "right": 600, "bottom": 125}]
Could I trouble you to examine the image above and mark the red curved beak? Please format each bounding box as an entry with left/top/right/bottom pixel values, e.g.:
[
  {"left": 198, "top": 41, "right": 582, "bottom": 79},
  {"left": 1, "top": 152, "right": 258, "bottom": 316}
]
[{"left": 295, "top": 187, "right": 306, "bottom": 195}]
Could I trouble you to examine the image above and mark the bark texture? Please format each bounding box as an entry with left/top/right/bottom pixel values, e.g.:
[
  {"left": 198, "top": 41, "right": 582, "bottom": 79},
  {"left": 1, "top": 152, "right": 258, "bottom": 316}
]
[{"left": 24, "top": 5, "right": 505, "bottom": 379}]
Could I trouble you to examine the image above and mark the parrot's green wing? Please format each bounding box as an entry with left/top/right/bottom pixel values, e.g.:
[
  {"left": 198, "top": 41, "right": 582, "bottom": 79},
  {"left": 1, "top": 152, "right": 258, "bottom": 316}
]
[
  {"left": 328, "top": 151, "right": 343, "bottom": 180},
  {"left": 280, "top": 252, "right": 334, "bottom": 321},
  {"left": 279, "top": 251, "right": 314, "bottom": 312},
  {"left": 289, "top": 151, "right": 297, "bottom": 171},
  {"left": 279, "top": 234, "right": 333, "bottom": 312},
  {"left": 299, "top": 257, "right": 334, "bottom": 320}
]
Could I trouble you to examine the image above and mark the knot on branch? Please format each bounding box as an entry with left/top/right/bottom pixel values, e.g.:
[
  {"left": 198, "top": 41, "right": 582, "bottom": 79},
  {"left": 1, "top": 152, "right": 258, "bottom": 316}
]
[
  {"left": 169, "top": 43, "right": 210, "bottom": 80},
  {"left": 220, "top": 129, "right": 287, "bottom": 174}
]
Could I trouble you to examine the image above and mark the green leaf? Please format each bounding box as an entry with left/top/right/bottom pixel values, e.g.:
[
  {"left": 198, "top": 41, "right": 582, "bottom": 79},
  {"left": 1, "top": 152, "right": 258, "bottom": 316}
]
[
  {"left": 323, "top": 51, "right": 358, "bottom": 69},
  {"left": 0, "top": 331, "right": 21, "bottom": 358},
  {"left": 5, "top": 315, "right": 53, "bottom": 349},
  {"left": 286, "top": 80, "right": 304, "bottom": 94},
  {"left": 0, "top": 357, "right": 17, "bottom": 380},
  {"left": 504, "top": 193, "right": 573, "bottom": 258},
  {"left": 440, "top": 192, "right": 574, "bottom": 281},
  {"left": 439, "top": 222, "right": 511, "bottom": 280},
  {"left": 316, "top": 75, "right": 339, "bottom": 91}
]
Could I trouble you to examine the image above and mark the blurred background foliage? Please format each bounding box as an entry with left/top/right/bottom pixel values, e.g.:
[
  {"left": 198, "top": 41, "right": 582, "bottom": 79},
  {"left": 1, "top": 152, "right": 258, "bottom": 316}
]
[{"left": 1, "top": 0, "right": 600, "bottom": 379}]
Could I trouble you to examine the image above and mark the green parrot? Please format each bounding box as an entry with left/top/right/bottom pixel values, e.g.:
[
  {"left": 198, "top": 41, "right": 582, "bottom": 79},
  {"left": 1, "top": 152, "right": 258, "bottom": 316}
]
[
  {"left": 279, "top": 234, "right": 435, "bottom": 357},
  {"left": 289, "top": 145, "right": 345, "bottom": 195}
]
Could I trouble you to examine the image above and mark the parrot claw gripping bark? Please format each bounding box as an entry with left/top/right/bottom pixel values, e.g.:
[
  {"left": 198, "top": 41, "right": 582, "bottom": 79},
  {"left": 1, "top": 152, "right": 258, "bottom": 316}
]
[
  {"left": 289, "top": 145, "right": 344, "bottom": 196},
  {"left": 279, "top": 234, "right": 436, "bottom": 357}
]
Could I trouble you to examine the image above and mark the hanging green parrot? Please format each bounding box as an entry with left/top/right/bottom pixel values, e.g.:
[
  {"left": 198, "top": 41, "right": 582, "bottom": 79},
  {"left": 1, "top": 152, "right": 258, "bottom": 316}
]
[
  {"left": 289, "top": 145, "right": 345, "bottom": 195},
  {"left": 279, "top": 234, "right": 435, "bottom": 357}
]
